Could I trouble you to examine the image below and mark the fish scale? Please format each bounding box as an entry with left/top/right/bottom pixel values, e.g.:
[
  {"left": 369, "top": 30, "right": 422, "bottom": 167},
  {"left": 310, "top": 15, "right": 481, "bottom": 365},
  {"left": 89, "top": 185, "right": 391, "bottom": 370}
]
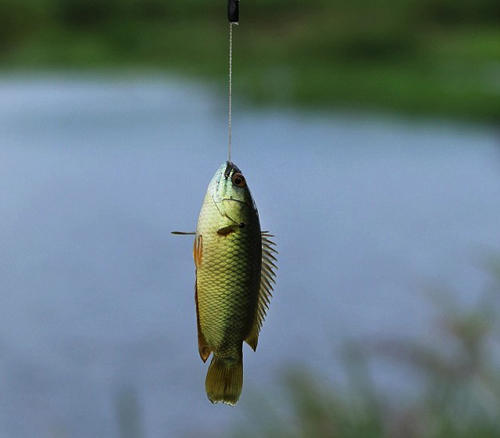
[
  {"left": 192, "top": 162, "right": 276, "bottom": 405},
  {"left": 196, "top": 187, "right": 261, "bottom": 351}
]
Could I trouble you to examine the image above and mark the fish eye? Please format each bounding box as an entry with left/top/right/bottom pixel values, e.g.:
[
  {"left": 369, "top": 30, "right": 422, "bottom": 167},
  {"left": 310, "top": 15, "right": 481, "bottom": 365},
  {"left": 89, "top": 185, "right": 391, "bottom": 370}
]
[{"left": 231, "top": 173, "right": 246, "bottom": 188}]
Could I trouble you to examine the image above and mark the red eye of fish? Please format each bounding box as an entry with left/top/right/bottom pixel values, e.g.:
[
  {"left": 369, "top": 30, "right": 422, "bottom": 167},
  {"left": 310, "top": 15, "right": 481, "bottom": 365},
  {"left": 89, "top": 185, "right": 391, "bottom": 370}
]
[{"left": 232, "top": 173, "right": 246, "bottom": 187}]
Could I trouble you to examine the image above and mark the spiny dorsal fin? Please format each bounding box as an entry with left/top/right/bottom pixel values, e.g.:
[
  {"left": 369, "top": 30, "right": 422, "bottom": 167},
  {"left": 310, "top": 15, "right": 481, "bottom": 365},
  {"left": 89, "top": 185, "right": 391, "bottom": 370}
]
[{"left": 245, "top": 232, "right": 277, "bottom": 351}]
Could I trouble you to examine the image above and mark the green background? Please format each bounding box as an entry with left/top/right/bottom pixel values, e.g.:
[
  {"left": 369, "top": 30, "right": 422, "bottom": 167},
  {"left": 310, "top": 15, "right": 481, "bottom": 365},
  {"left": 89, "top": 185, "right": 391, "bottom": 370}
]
[{"left": 1, "top": 0, "right": 499, "bottom": 121}]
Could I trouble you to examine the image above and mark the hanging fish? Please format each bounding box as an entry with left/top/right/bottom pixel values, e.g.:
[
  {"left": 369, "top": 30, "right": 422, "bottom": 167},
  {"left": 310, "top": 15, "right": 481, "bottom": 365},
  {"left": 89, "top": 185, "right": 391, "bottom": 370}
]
[{"left": 174, "top": 161, "right": 277, "bottom": 405}]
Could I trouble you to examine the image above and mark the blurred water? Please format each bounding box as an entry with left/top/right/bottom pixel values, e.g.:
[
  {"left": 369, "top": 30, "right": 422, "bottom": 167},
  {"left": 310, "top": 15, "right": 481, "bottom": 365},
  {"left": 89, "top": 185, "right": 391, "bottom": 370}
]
[{"left": 0, "top": 73, "right": 499, "bottom": 437}]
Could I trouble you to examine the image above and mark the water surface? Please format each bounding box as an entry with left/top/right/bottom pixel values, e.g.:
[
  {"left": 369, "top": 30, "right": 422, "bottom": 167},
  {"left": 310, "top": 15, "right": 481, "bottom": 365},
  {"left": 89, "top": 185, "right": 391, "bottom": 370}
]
[{"left": 0, "top": 74, "right": 498, "bottom": 437}]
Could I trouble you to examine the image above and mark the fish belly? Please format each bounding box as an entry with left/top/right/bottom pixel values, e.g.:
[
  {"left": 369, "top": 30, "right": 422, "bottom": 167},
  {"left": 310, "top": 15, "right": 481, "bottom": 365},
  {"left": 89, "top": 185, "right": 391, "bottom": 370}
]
[{"left": 196, "top": 226, "right": 261, "bottom": 353}]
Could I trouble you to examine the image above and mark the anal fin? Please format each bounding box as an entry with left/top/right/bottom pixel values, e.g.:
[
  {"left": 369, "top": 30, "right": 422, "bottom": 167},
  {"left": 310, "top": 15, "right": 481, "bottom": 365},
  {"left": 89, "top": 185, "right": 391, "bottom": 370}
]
[{"left": 195, "top": 281, "right": 211, "bottom": 362}]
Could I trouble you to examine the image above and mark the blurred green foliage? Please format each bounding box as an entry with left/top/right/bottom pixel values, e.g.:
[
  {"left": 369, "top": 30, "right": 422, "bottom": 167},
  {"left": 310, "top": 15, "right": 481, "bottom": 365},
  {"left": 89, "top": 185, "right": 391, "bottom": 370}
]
[
  {"left": 108, "top": 264, "right": 500, "bottom": 438},
  {"left": 227, "top": 265, "right": 500, "bottom": 438},
  {"left": 1, "top": 0, "right": 499, "bottom": 120}
]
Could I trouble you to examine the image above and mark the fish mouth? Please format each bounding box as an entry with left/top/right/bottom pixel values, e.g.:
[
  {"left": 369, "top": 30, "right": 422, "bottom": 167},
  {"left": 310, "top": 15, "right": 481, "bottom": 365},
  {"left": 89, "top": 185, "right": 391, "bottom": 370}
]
[{"left": 224, "top": 161, "right": 241, "bottom": 179}]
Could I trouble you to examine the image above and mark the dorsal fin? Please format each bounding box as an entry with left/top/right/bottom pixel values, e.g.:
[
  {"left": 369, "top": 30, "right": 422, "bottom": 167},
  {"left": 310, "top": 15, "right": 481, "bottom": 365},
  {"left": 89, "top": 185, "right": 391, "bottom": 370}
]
[{"left": 245, "top": 232, "right": 277, "bottom": 351}]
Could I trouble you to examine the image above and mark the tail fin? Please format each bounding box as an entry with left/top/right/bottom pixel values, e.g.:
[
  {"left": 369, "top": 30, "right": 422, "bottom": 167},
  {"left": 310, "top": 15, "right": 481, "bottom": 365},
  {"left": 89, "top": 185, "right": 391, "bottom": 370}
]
[{"left": 205, "top": 354, "right": 243, "bottom": 406}]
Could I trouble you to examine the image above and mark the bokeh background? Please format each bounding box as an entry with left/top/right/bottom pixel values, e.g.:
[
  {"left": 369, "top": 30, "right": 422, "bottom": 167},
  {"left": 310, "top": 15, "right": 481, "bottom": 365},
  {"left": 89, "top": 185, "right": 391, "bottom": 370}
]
[{"left": 1, "top": 1, "right": 500, "bottom": 437}]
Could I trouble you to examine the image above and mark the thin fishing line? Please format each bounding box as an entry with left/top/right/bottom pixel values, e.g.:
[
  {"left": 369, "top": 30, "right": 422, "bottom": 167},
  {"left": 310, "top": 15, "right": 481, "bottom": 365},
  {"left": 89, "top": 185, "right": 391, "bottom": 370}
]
[{"left": 228, "top": 22, "right": 234, "bottom": 163}]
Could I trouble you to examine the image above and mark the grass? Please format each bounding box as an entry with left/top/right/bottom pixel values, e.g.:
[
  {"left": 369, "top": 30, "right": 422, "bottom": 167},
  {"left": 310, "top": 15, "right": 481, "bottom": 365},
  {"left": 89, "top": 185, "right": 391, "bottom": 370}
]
[
  {"left": 109, "top": 262, "right": 500, "bottom": 438},
  {"left": 226, "top": 263, "right": 500, "bottom": 438}
]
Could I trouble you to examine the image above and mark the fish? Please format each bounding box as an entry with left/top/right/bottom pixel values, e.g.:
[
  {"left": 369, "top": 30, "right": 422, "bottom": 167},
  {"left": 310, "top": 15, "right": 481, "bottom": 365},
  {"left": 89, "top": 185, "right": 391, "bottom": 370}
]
[{"left": 175, "top": 161, "right": 277, "bottom": 405}]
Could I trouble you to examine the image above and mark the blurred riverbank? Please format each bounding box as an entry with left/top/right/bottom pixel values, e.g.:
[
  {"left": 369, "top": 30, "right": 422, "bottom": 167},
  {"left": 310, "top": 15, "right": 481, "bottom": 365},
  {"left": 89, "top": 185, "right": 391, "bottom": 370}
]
[{"left": 1, "top": 0, "right": 499, "bottom": 122}]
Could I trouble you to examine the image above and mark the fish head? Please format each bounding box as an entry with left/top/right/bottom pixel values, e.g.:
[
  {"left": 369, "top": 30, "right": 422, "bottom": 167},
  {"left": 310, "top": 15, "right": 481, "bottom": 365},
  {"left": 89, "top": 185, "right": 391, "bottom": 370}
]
[{"left": 210, "top": 161, "right": 258, "bottom": 222}]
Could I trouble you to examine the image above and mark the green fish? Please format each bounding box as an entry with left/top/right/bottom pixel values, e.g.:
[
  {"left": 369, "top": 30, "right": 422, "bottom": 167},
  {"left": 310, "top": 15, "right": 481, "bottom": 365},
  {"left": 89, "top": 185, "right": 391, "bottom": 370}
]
[{"left": 175, "top": 161, "right": 277, "bottom": 405}]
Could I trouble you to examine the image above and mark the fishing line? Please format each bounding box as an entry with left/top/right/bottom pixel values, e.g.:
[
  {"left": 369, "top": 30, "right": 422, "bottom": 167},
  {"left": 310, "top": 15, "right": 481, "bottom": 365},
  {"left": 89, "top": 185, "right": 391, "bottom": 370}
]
[
  {"left": 228, "top": 22, "right": 234, "bottom": 163},
  {"left": 227, "top": 0, "right": 239, "bottom": 163}
]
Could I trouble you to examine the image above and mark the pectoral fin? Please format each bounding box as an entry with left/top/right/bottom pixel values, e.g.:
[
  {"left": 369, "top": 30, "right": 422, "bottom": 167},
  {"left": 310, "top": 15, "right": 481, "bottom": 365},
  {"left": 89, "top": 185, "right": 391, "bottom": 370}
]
[
  {"left": 217, "top": 222, "right": 246, "bottom": 236},
  {"left": 193, "top": 235, "right": 203, "bottom": 269},
  {"left": 217, "top": 225, "right": 239, "bottom": 236},
  {"left": 171, "top": 231, "right": 196, "bottom": 235},
  {"left": 245, "top": 232, "right": 278, "bottom": 351}
]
